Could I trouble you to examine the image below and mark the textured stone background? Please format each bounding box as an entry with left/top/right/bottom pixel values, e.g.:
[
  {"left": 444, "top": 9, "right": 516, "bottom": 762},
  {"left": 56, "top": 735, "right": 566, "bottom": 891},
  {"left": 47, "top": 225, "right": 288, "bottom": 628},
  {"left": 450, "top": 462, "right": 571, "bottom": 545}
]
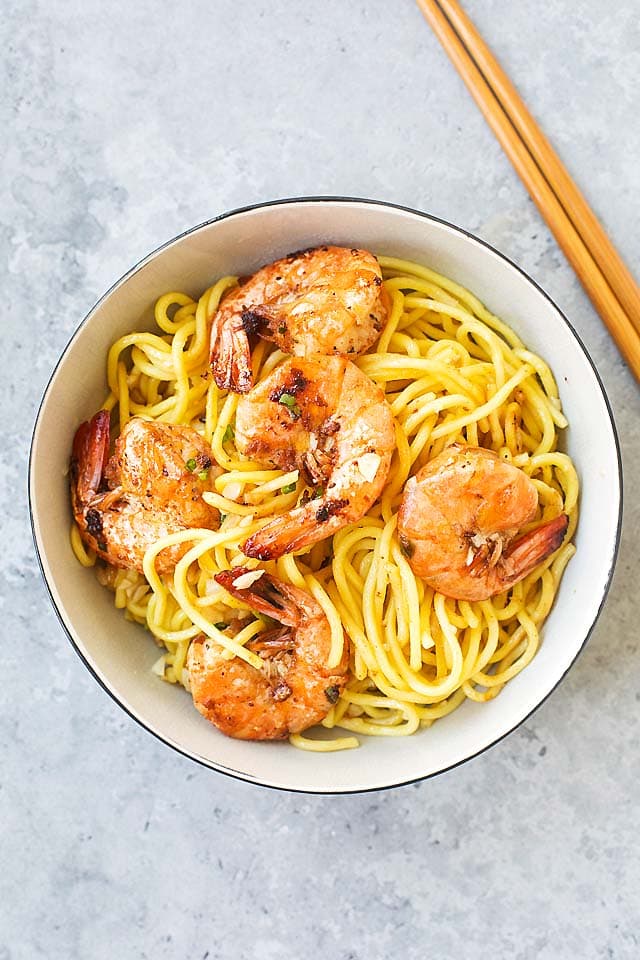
[{"left": 3, "top": 1, "right": 639, "bottom": 957}]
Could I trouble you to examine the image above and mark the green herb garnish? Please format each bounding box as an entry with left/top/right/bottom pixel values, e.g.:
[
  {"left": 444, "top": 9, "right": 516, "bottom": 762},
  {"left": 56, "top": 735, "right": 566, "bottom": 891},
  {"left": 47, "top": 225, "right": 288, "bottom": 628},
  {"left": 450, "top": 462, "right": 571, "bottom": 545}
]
[
  {"left": 281, "top": 481, "right": 297, "bottom": 495},
  {"left": 198, "top": 468, "right": 209, "bottom": 481},
  {"left": 222, "top": 424, "right": 235, "bottom": 444},
  {"left": 214, "top": 622, "right": 228, "bottom": 631},
  {"left": 313, "top": 485, "right": 323, "bottom": 499},
  {"left": 185, "top": 458, "right": 197, "bottom": 472},
  {"left": 278, "top": 324, "right": 287, "bottom": 334},
  {"left": 278, "top": 393, "right": 301, "bottom": 419}
]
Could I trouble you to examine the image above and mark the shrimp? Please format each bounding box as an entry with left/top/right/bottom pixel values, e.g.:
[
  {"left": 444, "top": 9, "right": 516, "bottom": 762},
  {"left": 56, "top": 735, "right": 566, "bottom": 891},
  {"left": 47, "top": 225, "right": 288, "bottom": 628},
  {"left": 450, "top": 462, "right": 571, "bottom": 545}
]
[
  {"left": 187, "top": 567, "right": 350, "bottom": 739},
  {"left": 397, "top": 444, "right": 569, "bottom": 601},
  {"left": 70, "top": 411, "right": 220, "bottom": 573},
  {"left": 210, "top": 245, "right": 389, "bottom": 392},
  {"left": 233, "top": 355, "right": 395, "bottom": 560}
]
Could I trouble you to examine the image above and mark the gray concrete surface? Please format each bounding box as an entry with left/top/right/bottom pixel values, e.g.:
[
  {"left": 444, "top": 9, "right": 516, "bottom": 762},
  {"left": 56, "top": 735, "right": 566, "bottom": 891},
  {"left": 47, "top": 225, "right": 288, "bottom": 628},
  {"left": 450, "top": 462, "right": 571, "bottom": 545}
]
[{"left": 3, "top": 0, "right": 639, "bottom": 957}]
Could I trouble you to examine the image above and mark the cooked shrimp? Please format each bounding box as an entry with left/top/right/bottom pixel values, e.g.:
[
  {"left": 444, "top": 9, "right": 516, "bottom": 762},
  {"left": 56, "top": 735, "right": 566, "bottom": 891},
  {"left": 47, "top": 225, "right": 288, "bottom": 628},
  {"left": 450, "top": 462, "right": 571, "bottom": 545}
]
[
  {"left": 210, "top": 245, "right": 388, "bottom": 392},
  {"left": 233, "top": 355, "right": 395, "bottom": 560},
  {"left": 397, "top": 444, "right": 569, "bottom": 601},
  {"left": 187, "top": 568, "right": 350, "bottom": 739},
  {"left": 70, "top": 411, "right": 220, "bottom": 573}
]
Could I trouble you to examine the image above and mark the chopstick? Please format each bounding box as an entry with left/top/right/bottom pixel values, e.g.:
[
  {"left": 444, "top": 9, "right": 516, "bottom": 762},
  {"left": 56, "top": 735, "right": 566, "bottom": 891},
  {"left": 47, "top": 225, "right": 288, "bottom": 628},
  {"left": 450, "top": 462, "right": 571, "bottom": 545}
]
[
  {"left": 436, "top": 0, "right": 640, "bottom": 332},
  {"left": 416, "top": 0, "right": 640, "bottom": 381}
]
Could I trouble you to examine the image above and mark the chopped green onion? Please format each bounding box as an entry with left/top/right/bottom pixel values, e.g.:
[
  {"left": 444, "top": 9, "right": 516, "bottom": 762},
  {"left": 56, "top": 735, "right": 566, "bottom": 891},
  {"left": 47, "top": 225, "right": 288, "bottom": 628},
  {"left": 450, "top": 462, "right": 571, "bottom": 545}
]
[
  {"left": 281, "top": 481, "right": 297, "bottom": 495},
  {"left": 313, "top": 486, "right": 323, "bottom": 499},
  {"left": 185, "top": 458, "right": 197, "bottom": 472},
  {"left": 198, "top": 469, "right": 209, "bottom": 481},
  {"left": 222, "top": 424, "right": 235, "bottom": 444},
  {"left": 214, "top": 621, "right": 228, "bottom": 631},
  {"left": 278, "top": 324, "right": 287, "bottom": 334},
  {"left": 278, "top": 393, "right": 301, "bottom": 419}
]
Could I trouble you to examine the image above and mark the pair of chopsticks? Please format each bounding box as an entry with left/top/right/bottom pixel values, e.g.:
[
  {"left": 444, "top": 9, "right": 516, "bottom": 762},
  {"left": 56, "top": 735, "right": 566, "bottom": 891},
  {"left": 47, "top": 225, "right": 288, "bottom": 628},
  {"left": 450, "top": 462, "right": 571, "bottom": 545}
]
[{"left": 416, "top": 0, "right": 640, "bottom": 382}]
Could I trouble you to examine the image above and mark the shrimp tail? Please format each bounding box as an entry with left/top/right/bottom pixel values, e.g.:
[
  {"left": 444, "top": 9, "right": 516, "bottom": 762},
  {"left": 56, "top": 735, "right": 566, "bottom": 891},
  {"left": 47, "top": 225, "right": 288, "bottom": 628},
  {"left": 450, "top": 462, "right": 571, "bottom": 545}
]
[
  {"left": 503, "top": 513, "right": 569, "bottom": 584},
  {"left": 70, "top": 409, "right": 111, "bottom": 507},
  {"left": 242, "top": 500, "right": 348, "bottom": 562},
  {"left": 210, "top": 313, "right": 253, "bottom": 393},
  {"left": 214, "top": 568, "right": 300, "bottom": 626}
]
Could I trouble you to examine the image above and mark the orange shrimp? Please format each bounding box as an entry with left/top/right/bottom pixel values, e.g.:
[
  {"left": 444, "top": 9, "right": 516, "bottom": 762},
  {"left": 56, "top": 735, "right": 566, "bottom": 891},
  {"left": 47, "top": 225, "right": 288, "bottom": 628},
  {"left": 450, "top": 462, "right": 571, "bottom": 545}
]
[
  {"left": 187, "top": 568, "right": 350, "bottom": 740},
  {"left": 397, "top": 444, "right": 569, "bottom": 601},
  {"left": 70, "top": 411, "right": 220, "bottom": 573},
  {"left": 233, "top": 355, "right": 395, "bottom": 560},
  {"left": 210, "top": 245, "right": 388, "bottom": 392}
]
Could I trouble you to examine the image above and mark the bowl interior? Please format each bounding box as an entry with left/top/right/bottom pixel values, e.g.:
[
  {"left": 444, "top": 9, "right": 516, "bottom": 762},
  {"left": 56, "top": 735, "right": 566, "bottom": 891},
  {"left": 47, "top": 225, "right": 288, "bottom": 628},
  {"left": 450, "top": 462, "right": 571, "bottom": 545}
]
[{"left": 30, "top": 199, "right": 621, "bottom": 792}]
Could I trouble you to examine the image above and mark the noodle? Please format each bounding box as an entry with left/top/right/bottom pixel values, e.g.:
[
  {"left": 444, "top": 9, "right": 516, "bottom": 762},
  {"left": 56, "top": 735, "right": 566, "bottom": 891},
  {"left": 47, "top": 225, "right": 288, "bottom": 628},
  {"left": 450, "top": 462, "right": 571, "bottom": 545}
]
[{"left": 72, "top": 256, "right": 579, "bottom": 750}]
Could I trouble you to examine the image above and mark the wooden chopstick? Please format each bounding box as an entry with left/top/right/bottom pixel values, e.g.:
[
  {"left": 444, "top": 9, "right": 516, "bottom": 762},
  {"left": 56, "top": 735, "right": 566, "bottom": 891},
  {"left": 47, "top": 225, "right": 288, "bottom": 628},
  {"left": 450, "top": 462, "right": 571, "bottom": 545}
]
[
  {"left": 416, "top": 0, "right": 640, "bottom": 380},
  {"left": 438, "top": 0, "right": 640, "bottom": 334}
]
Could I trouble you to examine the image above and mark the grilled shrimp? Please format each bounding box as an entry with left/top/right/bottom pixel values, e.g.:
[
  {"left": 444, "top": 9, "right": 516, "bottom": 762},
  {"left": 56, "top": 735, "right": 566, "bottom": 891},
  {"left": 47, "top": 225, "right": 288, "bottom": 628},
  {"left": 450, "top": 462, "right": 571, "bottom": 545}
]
[
  {"left": 187, "top": 568, "right": 350, "bottom": 739},
  {"left": 70, "top": 411, "right": 220, "bottom": 573},
  {"left": 397, "top": 444, "right": 569, "bottom": 601},
  {"left": 234, "top": 356, "right": 395, "bottom": 560},
  {"left": 210, "top": 245, "right": 388, "bottom": 392}
]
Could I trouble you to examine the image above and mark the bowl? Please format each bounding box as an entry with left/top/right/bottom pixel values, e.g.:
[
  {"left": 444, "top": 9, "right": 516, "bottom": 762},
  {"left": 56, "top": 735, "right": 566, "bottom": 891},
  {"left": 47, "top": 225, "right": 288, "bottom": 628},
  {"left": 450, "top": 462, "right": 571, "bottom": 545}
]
[{"left": 29, "top": 198, "right": 622, "bottom": 793}]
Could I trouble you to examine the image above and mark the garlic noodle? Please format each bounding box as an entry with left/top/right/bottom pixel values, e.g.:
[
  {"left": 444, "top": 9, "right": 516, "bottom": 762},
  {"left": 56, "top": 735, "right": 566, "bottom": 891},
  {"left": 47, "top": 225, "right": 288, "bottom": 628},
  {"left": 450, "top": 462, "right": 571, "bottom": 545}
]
[{"left": 71, "top": 256, "right": 578, "bottom": 750}]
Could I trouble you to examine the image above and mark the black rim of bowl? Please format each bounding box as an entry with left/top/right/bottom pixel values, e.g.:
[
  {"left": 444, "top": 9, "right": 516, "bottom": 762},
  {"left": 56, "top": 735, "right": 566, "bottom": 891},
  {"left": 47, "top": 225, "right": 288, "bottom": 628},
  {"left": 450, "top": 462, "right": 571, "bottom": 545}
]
[{"left": 28, "top": 196, "right": 624, "bottom": 795}]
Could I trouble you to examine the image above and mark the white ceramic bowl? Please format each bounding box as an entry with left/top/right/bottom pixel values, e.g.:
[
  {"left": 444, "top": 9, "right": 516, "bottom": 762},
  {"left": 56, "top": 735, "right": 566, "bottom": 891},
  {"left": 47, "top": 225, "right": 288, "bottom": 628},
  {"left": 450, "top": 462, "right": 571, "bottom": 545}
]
[{"left": 30, "top": 198, "right": 622, "bottom": 793}]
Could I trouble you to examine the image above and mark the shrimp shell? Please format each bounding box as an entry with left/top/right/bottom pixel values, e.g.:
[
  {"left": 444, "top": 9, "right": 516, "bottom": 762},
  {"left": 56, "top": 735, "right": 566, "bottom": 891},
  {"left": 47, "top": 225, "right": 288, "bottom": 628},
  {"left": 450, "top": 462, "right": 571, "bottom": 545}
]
[
  {"left": 70, "top": 412, "right": 220, "bottom": 573},
  {"left": 234, "top": 355, "right": 395, "bottom": 560},
  {"left": 210, "top": 245, "right": 388, "bottom": 392},
  {"left": 398, "top": 444, "right": 569, "bottom": 601},
  {"left": 187, "top": 568, "right": 350, "bottom": 739}
]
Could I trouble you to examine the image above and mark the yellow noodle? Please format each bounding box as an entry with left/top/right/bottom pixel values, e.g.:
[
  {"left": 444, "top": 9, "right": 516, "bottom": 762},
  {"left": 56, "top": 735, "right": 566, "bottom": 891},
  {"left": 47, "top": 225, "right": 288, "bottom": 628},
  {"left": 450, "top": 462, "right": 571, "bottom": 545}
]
[
  {"left": 304, "top": 574, "right": 345, "bottom": 670},
  {"left": 70, "top": 524, "right": 96, "bottom": 567},
  {"left": 289, "top": 732, "right": 359, "bottom": 751}
]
